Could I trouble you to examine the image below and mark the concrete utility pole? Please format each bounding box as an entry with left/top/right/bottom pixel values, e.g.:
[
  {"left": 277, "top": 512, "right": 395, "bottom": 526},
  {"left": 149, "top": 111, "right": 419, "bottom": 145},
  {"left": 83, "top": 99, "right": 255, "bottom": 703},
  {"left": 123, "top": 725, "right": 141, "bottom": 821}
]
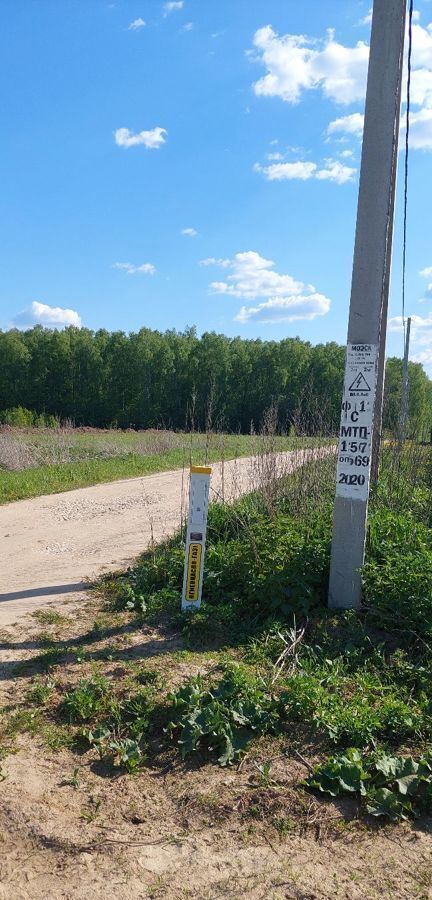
[
  {"left": 328, "top": 0, "right": 407, "bottom": 610},
  {"left": 399, "top": 316, "right": 412, "bottom": 446}
]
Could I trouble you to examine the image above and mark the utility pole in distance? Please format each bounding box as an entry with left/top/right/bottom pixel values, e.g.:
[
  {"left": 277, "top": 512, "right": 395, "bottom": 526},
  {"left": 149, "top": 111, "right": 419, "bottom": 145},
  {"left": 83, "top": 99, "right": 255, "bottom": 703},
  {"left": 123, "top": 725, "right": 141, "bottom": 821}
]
[
  {"left": 399, "top": 316, "right": 412, "bottom": 447},
  {"left": 369, "top": 175, "right": 399, "bottom": 489},
  {"left": 328, "top": 0, "right": 407, "bottom": 610}
]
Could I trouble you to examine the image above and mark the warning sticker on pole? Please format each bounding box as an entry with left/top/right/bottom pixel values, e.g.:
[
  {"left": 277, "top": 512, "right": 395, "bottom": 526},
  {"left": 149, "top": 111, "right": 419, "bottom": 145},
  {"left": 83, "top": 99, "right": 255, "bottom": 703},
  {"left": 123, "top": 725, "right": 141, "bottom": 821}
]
[
  {"left": 335, "top": 343, "right": 378, "bottom": 500},
  {"left": 185, "top": 543, "right": 202, "bottom": 603}
]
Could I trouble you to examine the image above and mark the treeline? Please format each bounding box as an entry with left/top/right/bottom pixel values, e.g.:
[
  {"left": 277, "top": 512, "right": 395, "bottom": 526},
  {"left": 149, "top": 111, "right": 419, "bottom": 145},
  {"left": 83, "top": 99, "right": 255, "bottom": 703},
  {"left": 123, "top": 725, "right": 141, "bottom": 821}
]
[{"left": 0, "top": 325, "right": 431, "bottom": 435}]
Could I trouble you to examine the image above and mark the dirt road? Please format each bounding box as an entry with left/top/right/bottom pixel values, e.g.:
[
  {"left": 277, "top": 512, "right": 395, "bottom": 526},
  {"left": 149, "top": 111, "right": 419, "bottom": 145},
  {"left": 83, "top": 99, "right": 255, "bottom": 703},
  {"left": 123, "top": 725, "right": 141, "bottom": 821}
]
[{"left": 0, "top": 448, "right": 329, "bottom": 626}]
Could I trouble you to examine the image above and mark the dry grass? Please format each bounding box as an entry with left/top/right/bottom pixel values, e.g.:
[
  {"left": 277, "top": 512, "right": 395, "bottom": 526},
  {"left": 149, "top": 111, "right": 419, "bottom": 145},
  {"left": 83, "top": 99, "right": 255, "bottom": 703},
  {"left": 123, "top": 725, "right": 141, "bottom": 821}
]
[
  {"left": 1, "top": 426, "right": 184, "bottom": 469},
  {"left": 0, "top": 422, "right": 332, "bottom": 506},
  {"left": 0, "top": 430, "right": 36, "bottom": 470},
  {"left": 244, "top": 405, "right": 336, "bottom": 518}
]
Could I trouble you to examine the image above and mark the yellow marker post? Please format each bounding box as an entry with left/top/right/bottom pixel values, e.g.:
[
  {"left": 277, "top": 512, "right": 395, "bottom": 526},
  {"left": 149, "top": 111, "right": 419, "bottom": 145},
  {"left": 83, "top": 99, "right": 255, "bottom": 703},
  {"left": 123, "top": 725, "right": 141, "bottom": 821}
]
[{"left": 181, "top": 466, "right": 211, "bottom": 611}]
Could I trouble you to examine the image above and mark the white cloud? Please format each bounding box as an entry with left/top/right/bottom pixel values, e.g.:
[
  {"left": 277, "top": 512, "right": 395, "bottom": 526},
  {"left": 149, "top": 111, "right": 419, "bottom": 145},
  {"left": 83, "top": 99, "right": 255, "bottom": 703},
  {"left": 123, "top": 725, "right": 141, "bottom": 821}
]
[
  {"left": 200, "top": 257, "right": 230, "bottom": 268},
  {"left": 181, "top": 227, "right": 198, "bottom": 237},
  {"left": 163, "top": 1, "right": 184, "bottom": 15},
  {"left": 235, "top": 295, "right": 330, "bottom": 324},
  {"left": 408, "top": 107, "right": 432, "bottom": 150},
  {"left": 411, "top": 349, "right": 432, "bottom": 366},
  {"left": 252, "top": 25, "right": 369, "bottom": 105},
  {"left": 114, "top": 127, "right": 167, "bottom": 149},
  {"left": 254, "top": 161, "right": 317, "bottom": 181},
  {"left": 339, "top": 149, "right": 354, "bottom": 158},
  {"left": 208, "top": 251, "right": 305, "bottom": 299},
  {"left": 327, "top": 112, "right": 365, "bottom": 137},
  {"left": 359, "top": 9, "right": 372, "bottom": 27},
  {"left": 182, "top": 22, "right": 194, "bottom": 32},
  {"left": 411, "top": 21, "right": 432, "bottom": 71},
  {"left": 411, "top": 67, "right": 432, "bottom": 108},
  {"left": 128, "top": 17, "right": 146, "bottom": 30},
  {"left": 315, "top": 159, "right": 357, "bottom": 183},
  {"left": 419, "top": 266, "right": 432, "bottom": 303},
  {"left": 13, "top": 301, "right": 82, "bottom": 329},
  {"left": 253, "top": 19, "right": 432, "bottom": 154},
  {"left": 265, "top": 151, "right": 284, "bottom": 160},
  {"left": 418, "top": 269, "right": 432, "bottom": 303},
  {"left": 112, "top": 262, "right": 156, "bottom": 275},
  {"left": 254, "top": 157, "right": 356, "bottom": 185},
  {"left": 252, "top": 20, "right": 432, "bottom": 108},
  {"left": 388, "top": 314, "right": 432, "bottom": 332},
  {"left": 205, "top": 251, "right": 331, "bottom": 323},
  {"left": 328, "top": 106, "right": 432, "bottom": 151}
]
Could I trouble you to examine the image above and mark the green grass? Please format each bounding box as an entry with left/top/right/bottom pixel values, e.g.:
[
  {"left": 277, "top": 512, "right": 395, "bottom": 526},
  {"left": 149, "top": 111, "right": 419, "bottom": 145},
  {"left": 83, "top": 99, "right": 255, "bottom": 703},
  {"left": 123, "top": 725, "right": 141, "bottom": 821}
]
[
  {"left": 5, "top": 445, "right": 430, "bottom": 824},
  {"left": 0, "top": 431, "right": 328, "bottom": 504},
  {"left": 31, "top": 609, "right": 69, "bottom": 626}
]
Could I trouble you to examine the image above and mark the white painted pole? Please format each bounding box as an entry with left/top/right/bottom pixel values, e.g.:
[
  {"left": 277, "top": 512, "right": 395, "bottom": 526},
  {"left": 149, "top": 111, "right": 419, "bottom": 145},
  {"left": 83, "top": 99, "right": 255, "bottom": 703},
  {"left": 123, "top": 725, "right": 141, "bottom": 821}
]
[
  {"left": 181, "top": 465, "right": 211, "bottom": 611},
  {"left": 328, "top": 0, "right": 407, "bottom": 610}
]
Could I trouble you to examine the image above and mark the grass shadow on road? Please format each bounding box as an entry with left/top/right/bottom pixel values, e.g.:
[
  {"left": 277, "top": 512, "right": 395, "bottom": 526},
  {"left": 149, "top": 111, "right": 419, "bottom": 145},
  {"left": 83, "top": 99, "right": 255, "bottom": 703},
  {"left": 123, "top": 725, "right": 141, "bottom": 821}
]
[
  {"left": 0, "top": 620, "right": 184, "bottom": 681},
  {"left": 0, "top": 583, "right": 87, "bottom": 604}
]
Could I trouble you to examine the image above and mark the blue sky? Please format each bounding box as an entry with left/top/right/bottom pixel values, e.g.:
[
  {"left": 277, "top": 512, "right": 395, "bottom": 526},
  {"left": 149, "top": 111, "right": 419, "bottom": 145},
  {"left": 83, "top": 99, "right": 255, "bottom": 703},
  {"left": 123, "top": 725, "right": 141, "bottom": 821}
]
[{"left": 2, "top": 1, "right": 432, "bottom": 367}]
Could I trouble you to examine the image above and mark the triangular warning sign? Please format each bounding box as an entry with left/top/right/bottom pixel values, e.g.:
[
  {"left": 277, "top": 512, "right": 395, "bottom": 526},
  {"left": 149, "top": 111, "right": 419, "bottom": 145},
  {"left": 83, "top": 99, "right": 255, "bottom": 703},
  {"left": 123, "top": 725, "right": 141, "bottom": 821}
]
[{"left": 348, "top": 372, "right": 371, "bottom": 392}]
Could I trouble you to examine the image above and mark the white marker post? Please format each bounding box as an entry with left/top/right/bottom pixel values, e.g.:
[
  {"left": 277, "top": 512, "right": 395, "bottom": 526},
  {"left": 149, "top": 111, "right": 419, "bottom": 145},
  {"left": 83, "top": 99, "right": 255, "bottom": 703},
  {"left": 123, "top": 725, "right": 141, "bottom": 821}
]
[{"left": 181, "top": 465, "right": 211, "bottom": 611}]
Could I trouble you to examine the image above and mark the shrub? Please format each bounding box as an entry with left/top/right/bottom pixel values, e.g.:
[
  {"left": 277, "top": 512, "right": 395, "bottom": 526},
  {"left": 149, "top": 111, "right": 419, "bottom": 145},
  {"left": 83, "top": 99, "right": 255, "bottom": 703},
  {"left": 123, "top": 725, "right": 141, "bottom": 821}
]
[
  {"left": 25, "top": 677, "right": 55, "bottom": 706},
  {"left": 60, "top": 676, "right": 158, "bottom": 773},
  {"left": 0, "top": 407, "right": 58, "bottom": 427},
  {"left": 305, "top": 748, "right": 432, "bottom": 821},
  {"left": 62, "top": 676, "right": 119, "bottom": 723},
  {"left": 167, "top": 663, "right": 278, "bottom": 765}
]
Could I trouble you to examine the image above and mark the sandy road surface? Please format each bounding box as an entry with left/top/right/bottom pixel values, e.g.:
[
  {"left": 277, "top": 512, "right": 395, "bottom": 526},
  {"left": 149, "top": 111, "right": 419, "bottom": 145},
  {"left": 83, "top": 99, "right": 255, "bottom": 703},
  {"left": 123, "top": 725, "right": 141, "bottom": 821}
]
[{"left": 0, "top": 448, "right": 329, "bottom": 626}]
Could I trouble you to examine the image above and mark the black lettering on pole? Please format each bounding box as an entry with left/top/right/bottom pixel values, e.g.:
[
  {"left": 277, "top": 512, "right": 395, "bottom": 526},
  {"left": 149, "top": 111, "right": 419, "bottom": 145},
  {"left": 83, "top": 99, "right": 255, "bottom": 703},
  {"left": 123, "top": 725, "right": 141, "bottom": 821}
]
[
  {"left": 341, "top": 425, "right": 369, "bottom": 439},
  {"left": 187, "top": 543, "right": 202, "bottom": 601}
]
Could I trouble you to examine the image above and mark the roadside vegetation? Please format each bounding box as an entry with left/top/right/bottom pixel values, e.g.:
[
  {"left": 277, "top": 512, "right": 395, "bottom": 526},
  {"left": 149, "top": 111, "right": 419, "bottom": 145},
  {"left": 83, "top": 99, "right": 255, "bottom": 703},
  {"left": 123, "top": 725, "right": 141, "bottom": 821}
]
[
  {"left": 2, "top": 440, "right": 432, "bottom": 834},
  {"left": 0, "top": 422, "right": 328, "bottom": 504}
]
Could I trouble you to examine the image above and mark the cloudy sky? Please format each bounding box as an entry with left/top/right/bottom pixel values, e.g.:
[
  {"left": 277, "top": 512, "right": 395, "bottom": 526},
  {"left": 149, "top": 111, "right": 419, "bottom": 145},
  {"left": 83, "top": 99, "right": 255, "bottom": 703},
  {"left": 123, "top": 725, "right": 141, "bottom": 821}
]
[{"left": 2, "top": 1, "right": 432, "bottom": 367}]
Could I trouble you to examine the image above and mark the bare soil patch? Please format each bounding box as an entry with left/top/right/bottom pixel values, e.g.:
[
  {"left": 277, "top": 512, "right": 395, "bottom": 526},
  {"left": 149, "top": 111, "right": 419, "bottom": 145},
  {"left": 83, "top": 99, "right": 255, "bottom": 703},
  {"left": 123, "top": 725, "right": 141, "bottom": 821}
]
[{"left": 0, "top": 593, "right": 431, "bottom": 900}]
